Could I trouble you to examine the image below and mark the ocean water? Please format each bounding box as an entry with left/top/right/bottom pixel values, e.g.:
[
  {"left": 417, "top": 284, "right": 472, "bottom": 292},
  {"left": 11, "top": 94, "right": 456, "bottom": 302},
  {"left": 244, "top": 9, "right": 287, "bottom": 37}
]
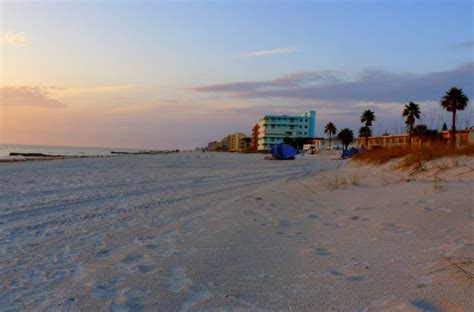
[{"left": 0, "top": 144, "right": 143, "bottom": 158}]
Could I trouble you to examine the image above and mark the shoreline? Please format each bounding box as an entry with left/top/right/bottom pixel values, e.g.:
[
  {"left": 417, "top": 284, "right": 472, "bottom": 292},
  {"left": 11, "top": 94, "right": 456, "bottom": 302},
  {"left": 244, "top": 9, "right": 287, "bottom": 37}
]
[{"left": 0, "top": 150, "right": 181, "bottom": 163}]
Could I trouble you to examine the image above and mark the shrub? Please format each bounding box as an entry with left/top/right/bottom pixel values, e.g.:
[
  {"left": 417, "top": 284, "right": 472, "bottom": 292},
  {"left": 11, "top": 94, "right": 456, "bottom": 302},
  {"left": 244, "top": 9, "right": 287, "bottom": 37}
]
[{"left": 352, "top": 143, "right": 474, "bottom": 169}]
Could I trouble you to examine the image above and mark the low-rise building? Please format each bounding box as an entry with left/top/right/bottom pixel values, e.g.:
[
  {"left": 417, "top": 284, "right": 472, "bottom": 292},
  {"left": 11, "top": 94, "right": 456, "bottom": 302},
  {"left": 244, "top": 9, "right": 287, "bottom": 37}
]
[
  {"left": 304, "top": 138, "right": 343, "bottom": 151},
  {"left": 257, "top": 111, "right": 316, "bottom": 151},
  {"left": 206, "top": 141, "right": 222, "bottom": 151},
  {"left": 354, "top": 129, "right": 474, "bottom": 148}
]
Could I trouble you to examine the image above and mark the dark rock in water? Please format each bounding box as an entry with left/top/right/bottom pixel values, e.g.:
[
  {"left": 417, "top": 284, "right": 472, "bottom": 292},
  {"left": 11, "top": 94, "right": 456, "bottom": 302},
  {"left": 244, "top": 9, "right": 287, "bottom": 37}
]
[
  {"left": 111, "top": 151, "right": 135, "bottom": 155},
  {"left": 9, "top": 152, "right": 62, "bottom": 157},
  {"left": 110, "top": 150, "right": 179, "bottom": 155}
]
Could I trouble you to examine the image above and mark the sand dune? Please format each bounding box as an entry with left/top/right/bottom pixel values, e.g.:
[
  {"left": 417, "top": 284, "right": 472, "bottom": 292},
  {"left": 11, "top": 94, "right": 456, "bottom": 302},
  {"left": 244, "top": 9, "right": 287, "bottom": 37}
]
[{"left": 0, "top": 152, "right": 472, "bottom": 311}]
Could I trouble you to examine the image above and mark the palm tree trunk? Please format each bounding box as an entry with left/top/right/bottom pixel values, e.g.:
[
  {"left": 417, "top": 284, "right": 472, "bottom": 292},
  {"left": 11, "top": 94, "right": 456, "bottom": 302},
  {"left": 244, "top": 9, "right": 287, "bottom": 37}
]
[
  {"left": 365, "top": 135, "right": 369, "bottom": 149},
  {"left": 329, "top": 134, "right": 332, "bottom": 149},
  {"left": 451, "top": 110, "right": 456, "bottom": 147},
  {"left": 408, "top": 124, "right": 412, "bottom": 146}
]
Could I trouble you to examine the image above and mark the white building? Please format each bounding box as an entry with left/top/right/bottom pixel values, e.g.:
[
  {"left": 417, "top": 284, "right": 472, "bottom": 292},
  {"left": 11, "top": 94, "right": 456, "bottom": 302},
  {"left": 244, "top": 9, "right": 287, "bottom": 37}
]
[{"left": 257, "top": 111, "right": 316, "bottom": 151}]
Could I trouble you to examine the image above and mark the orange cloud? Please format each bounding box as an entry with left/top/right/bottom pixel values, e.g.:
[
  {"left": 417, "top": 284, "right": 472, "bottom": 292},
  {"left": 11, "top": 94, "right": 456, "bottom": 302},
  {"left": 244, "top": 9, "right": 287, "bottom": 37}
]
[{"left": 0, "top": 86, "right": 66, "bottom": 108}]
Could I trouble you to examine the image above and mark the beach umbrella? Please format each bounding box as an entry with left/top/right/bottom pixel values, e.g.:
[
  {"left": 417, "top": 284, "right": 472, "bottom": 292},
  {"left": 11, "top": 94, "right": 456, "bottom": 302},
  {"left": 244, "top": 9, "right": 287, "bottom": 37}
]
[{"left": 271, "top": 144, "right": 298, "bottom": 160}]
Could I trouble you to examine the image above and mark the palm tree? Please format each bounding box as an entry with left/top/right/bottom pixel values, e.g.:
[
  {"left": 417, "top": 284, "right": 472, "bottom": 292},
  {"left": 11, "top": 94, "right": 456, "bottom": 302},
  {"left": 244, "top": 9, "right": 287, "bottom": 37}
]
[
  {"left": 360, "top": 110, "right": 375, "bottom": 148},
  {"left": 402, "top": 102, "right": 421, "bottom": 145},
  {"left": 440, "top": 87, "right": 469, "bottom": 146},
  {"left": 358, "top": 126, "right": 371, "bottom": 138},
  {"left": 324, "top": 122, "right": 337, "bottom": 149},
  {"left": 337, "top": 128, "right": 354, "bottom": 150}
]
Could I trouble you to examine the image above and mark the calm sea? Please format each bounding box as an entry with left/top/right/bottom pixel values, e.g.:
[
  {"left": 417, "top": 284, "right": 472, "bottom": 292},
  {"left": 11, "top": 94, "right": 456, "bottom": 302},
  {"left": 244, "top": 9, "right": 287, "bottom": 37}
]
[{"left": 0, "top": 144, "right": 144, "bottom": 158}]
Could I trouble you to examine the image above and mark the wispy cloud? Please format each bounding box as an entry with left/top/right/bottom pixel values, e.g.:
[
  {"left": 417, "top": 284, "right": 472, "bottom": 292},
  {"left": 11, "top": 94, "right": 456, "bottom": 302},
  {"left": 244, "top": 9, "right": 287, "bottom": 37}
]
[
  {"left": 3, "top": 32, "right": 28, "bottom": 46},
  {"left": 240, "top": 47, "right": 296, "bottom": 57},
  {"left": 50, "top": 85, "right": 136, "bottom": 98},
  {"left": 193, "top": 62, "right": 474, "bottom": 103},
  {"left": 157, "top": 99, "right": 178, "bottom": 104},
  {"left": 1, "top": 86, "right": 65, "bottom": 108},
  {"left": 455, "top": 40, "right": 474, "bottom": 49}
]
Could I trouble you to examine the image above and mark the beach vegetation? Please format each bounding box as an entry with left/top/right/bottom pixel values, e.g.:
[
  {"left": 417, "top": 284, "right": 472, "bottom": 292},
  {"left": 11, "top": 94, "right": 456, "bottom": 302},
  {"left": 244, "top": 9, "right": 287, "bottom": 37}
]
[
  {"left": 337, "top": 128, "right": 354, "bottom": 150},
  {"left": 358, "top": 126, "right": 371, "bottom": 138},
  {"left": 352, "top": 143, "right": 474, "bottom": 169},
  {"left": 324, "top": 122, "right": 337, "bottom": 149},
  {"left": 349, "top": 173, "right": 361, "bottom": 186},
  {"left": 402, "top": 102, "right": 421, "bottom": 145},
  {"left": 360, "top": 110, "right": 375, "bottom": 148},
  {"left": 322, "top": 173, "right": 362, "bottom": 190},
  {"left": 440, "top": 87, "right": 470, "bottom": 146},
  {"left": 323, "top": 175, "right": 348, "bottom": 190}
]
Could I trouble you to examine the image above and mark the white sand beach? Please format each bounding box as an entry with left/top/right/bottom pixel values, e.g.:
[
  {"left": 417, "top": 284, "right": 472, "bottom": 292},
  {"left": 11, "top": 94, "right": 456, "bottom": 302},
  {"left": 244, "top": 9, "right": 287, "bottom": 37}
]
[{"left": 0, "top": 152, "right": 472, "bottom": 311}]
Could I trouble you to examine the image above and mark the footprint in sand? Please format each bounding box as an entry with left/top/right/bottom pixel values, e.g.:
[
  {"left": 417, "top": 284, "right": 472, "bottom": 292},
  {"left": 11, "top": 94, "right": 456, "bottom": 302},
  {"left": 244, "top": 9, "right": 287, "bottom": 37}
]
[
  {"left": 438, "top": 207, "right": 452, "bottom": 212},
  {"left": 411, "top": 298, "right": 442, "bottom": 312},
  {"left": 327, "top": 266, "right": 365, "bottom": 283},
  {"left": 110, "top": 290, "right": 146, "bottom": 312},
  {"left": 279, "top": 219, "right": 290, "bottom": 227},
  {"left": 314, "top": 247, "right": 332, "bottom": 256},
  {"left": 136, "top": 264, "right": 154, "bottom": 273},
  {"left": 345, "top": 275, "right": 365, "bottom": 282},
  {"left": 365, "top": 296, "right": 419, "bottom": 311},
  {"left": 96, "top": 249, "right": 111, "bottom": 258},
  {"left": 145, "top": 243, "right": 159, "bottom": 250},
  {"left": 169, "top": 266, "right": 192, "bottom": 294},
  {"left": 122, "top": 254, "right": 144, "bottom": 264},
  {"left": 93, "top": 278, "right": 120, "bottom": 300},
  {"left": 303, "top": 246, "right": 333, "bottom": 257},
  {"left": 328, "top": 269, "right": 344, "bottom": 276},
  {"left": 323, "top": 221, "right": 342, "bottom": 229},
  {"left": 379, "top": 223, "right": 412, "bottom": 235}
]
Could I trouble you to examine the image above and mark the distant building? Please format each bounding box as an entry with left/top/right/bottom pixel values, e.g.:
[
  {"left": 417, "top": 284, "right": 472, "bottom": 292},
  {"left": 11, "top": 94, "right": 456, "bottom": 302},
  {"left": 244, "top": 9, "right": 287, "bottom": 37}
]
[
  {"left": 228, "top": 133, "right": 248, "bottom": 152},
  {"left": 251, "top": 123, "right": 259, "bottom": 151},
  {"left": 221, "top": 135, "right": 230, "bottom": 151},
  {"left": 440, "top": 129, "right": 473, "bottom": 145},
  {"left": 206, "top": 141, "right": 222, "bottom": 151},
  {"left": 354, "top": 129, "right": 474, "bottom": 148},
  {"left": 257, "top": 111, "right": 316, "bottom": 151},
  {"left": 303, "top": 138, "right": 343, "bottom": 151},
  {"left": 355, "top": 134, "right": 413, "bottom": 148}
]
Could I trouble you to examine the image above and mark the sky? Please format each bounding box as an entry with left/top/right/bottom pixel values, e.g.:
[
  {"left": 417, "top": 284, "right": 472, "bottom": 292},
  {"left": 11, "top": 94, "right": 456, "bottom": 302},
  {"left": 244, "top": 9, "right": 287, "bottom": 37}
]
[{"left": 1, "top": 0, "right": 473, "bottom": 149}]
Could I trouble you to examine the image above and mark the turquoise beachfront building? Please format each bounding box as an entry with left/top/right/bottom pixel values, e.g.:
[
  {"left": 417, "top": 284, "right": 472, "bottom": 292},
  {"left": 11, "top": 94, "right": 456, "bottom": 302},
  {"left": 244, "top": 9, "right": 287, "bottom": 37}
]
[{"left": 257, "top": 111, "right": 316, "bottom": 151}]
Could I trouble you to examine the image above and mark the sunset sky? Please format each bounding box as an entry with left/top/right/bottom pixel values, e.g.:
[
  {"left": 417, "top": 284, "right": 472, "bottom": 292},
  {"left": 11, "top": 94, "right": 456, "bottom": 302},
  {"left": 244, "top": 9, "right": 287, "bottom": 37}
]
[{"left": 1, "top": 0, "right": 473, "bottom": 149}]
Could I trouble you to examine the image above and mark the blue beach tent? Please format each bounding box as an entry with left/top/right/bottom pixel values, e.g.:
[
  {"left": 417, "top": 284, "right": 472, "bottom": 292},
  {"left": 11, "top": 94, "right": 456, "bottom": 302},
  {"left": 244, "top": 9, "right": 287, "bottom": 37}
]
[
  {"left": 341, "top": 147, "right": 359, "bottom": 159},
  {"left": 271, "top": 144, "right": 298, "bottom": 160}
]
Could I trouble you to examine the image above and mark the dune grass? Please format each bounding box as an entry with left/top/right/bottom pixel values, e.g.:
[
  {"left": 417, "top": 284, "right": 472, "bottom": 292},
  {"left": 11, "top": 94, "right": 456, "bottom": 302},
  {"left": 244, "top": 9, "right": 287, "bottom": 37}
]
[{"left": 352, "top": 143, "right": 474, "bottom": 168}]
